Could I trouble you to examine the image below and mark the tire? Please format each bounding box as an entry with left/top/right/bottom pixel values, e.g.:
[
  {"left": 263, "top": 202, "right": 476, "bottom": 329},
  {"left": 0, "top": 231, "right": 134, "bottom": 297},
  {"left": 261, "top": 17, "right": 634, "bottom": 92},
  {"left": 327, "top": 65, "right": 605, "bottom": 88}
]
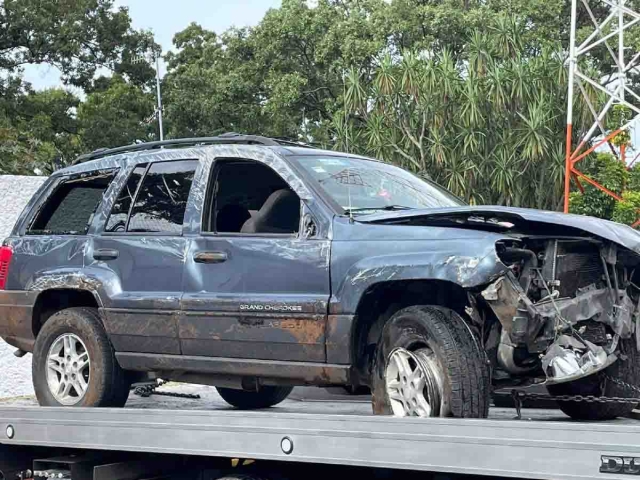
[
  {"left": 547, "top": 337, "right": 640, "bottom": 420},
  {"left": 371, "top": 305, "right": 490, "bottom": 418},
  {"left": 217, "top": 386, "right": 293, "bottom": 409},
  {"left": 32, "top": 307, "right": 130, "bottom": 408}
]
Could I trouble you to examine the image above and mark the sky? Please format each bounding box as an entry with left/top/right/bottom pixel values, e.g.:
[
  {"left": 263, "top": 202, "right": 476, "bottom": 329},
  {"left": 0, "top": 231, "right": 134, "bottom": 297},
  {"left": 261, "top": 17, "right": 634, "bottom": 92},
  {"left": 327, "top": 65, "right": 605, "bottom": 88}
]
[{"left": 21, "top": 0, "right": 282, "bottom": 90}]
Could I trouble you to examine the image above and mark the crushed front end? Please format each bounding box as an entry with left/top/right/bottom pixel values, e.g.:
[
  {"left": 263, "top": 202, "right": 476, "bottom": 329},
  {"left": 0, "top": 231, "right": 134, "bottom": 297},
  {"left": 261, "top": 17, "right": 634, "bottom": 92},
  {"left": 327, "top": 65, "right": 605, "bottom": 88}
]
[{"left": 480, "top": 237, "right": 640, "bottom": 386}]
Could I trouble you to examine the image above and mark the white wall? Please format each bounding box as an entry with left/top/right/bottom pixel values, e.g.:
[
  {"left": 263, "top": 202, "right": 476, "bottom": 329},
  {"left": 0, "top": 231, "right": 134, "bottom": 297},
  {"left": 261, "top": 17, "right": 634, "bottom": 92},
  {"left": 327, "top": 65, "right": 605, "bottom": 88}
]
[{"left": 0, "top": 175, "right": 47, "bottom": 397}]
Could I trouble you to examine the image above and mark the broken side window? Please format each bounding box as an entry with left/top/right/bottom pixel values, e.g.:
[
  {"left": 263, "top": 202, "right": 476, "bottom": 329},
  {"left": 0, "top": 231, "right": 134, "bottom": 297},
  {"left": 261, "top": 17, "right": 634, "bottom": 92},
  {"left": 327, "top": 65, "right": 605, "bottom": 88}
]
[
  {"left": 105, "top": 164, "right": 148, "bottom": 232},
  {"left": 204, "top": 159, "right": 301, "bottom": 235},
  {"left": 28, "top": 171, "right": 117, "bottom": 235},
  {"left": 127, "top": 160, "right": 198, "bottom": 234}
]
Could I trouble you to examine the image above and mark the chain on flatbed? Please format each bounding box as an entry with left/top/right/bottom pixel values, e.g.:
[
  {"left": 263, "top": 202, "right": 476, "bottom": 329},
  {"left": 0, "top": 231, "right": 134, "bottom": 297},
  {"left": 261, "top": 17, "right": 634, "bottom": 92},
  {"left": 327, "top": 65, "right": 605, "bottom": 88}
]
[
  {"left": 133, "top": 381, "right": 201, "bottom": 400},
  {"left": 511, "top": 374, "right": 640, "bottom": 419}
]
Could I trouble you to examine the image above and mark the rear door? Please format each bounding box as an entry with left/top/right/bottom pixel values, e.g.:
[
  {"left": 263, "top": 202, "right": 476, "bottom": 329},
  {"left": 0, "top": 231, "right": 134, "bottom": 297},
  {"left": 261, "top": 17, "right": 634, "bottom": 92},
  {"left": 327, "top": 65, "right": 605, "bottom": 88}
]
[
  {"left": 180, "top": 157, "right": 331, "bottom": 362},
  {"left": 89, "top": 159, "right": 199, "bottom": 355}
]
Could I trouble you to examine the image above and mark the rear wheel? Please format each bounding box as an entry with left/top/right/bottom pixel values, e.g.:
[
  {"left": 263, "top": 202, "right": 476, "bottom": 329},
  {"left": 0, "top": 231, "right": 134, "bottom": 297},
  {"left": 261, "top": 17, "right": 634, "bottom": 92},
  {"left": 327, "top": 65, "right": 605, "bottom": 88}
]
[
  {"left": 371, "top": 306, "right": 490, "bottom": 418},
  {"left": 217, "top": 386, "right": 293, "bottom": 409},
  {"left": 32, "top": 307, "right": 130, "bottom": 408},
  {"left": 547, "top": 337, "right": 640, "bottom": 420}
]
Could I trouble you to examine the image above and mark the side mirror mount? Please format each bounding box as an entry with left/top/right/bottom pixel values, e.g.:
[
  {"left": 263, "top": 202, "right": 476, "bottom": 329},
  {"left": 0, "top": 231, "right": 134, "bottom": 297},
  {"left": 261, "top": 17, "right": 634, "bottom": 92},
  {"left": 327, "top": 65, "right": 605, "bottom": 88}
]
[{"left": 302, "top": 213, "right": 318, "bottom": 239}]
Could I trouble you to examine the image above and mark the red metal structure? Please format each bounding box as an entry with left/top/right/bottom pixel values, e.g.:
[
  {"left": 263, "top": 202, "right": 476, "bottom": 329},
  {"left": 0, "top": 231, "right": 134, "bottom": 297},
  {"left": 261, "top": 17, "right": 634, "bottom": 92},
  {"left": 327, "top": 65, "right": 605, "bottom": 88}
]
[{"left": 564, "top": 0, "right": 640, "bottom": 218}]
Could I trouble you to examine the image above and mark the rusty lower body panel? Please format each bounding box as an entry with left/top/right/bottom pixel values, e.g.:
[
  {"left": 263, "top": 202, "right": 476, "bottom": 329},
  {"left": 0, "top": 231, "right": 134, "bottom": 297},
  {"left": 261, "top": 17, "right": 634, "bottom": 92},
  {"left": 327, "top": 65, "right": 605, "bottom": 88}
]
[
  {"left": 115, "top": 351, "right": 352, "bottom": 387},
  {"left": 100, "top": 307, "right": 181, "bottom": 355}
]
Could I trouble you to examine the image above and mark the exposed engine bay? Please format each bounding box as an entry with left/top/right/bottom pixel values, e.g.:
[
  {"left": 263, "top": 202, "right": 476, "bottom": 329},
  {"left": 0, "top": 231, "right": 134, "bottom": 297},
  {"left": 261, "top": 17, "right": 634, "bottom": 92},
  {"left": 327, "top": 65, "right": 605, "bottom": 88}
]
[{"left": 481, "top": 237, "right": 640, "bottom": 385}]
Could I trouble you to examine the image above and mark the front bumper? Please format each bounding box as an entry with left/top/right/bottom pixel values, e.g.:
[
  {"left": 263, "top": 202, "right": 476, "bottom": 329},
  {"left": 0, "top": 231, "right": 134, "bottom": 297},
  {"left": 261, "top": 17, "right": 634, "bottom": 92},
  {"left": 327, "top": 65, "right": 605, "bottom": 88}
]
[{"left": 0, "top": 290, "right": 38, "bottom": 352}]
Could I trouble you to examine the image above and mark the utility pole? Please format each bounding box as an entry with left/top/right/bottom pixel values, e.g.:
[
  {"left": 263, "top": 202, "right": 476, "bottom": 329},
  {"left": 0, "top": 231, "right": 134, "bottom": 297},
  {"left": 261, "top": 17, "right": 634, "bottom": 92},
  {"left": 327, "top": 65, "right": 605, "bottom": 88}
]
[{"left": 133, "top": 48, "right": 164, "bottom": 141}]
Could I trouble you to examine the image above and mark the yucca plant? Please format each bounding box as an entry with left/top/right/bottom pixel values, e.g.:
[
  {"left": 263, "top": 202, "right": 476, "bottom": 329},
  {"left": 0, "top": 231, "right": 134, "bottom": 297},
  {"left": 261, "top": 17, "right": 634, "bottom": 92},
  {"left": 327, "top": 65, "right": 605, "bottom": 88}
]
[{"left": 334, "top": 13, "right": 594, "bottom": 210}]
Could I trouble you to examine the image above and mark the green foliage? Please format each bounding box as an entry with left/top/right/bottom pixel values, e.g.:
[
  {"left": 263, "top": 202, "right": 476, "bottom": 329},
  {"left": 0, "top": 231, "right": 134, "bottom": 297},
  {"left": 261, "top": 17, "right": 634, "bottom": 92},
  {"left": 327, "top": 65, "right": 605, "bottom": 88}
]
[
  {"left": 0, "top": 0, "right": 159, "bottom": 174},
  {"left": 628, "top": 164, "right": 640, "bottom": 192},
  {"left": 609, "top": 105, "right": 633, "bottom": 147},
  {"left": 335, "top": 13, "right": 578, "bottom": 209},
  {"left": 568, "top": 153, "right": 628, "bottom": 220},
  {"left": 77, "top": 76, "right": 155, "bottom": 151},
  {"left": 612, "top": 192, "right": 640, "bottom": 226},
  {"left": 0, "top": 76, "right": 83, "bottom": 174},
  {"left": 0, "top": 0, "right": 157, "bottom": 88}
]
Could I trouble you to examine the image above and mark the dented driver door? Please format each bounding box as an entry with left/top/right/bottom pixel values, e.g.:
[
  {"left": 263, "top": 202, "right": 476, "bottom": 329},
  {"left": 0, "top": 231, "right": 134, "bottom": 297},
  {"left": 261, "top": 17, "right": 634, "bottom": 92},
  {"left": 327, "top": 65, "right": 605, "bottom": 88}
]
[{"left": 179, "top": 156, "right": 331, "bottom": 363}]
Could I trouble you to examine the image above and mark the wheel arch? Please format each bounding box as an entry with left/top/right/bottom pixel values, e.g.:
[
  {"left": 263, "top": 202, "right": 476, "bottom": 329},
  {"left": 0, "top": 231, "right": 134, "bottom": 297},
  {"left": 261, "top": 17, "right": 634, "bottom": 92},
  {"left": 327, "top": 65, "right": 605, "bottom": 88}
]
[
  {"left": 27, "top": 267, "right": 120, "bottom": 337},
  {"left": 349, "top": 278, "right": 475, "bottom": 385},
  {"left": 32, "top": 288, "right": 103, "bottom": 337}
]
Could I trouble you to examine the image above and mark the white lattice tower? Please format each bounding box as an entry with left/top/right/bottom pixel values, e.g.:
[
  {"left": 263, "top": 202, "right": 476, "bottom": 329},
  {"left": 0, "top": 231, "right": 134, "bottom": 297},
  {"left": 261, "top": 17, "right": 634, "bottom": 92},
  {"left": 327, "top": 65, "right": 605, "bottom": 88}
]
[{"left": 564, "top": 0, "right": 640, "bottom": 212}]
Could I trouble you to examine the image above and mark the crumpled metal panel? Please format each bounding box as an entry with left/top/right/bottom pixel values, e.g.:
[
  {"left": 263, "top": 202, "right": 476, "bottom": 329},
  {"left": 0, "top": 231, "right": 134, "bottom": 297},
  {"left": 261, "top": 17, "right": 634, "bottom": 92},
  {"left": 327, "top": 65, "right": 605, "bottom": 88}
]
[
  {"left": 534, "top": 287, "right": 635, "bottom": 339},
  {"left": 541, "top": 335, "right": 612, "bottom": 383},
  {"left": 4, "top": 237, "right": 88, "bottom": 292},
  {"left": 330, "top": 217, "right": 511, "bottom": 314},
  {"left": 358, "top": 205, "right": 640, "bottom": 255},
  {"left": 483, "top": 274, "right": 637, "bottom": 341}
]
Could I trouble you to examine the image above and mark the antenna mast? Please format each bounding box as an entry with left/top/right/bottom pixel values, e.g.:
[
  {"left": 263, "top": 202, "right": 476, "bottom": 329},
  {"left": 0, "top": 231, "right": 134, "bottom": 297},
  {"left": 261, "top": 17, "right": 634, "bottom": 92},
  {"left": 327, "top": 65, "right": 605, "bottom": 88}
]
[{"left": 133, "top": 47, "right": 165, "bottom": 142}]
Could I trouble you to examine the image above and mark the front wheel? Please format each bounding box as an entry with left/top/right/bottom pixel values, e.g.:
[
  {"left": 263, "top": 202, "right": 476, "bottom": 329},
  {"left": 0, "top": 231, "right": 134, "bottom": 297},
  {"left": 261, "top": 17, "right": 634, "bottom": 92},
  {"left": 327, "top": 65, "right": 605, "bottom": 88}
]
[
  {"left": 547, "top": 336, "right": 640, "bottom": 420},
  {"left": 217, "top": 386, "right": 293, "bottom": 409},
  {"left": 371, "top": 306, "right": 490, "bottom": 418},
  {"left": 32, "top": 307, "right": 130, "bottom": 408}
]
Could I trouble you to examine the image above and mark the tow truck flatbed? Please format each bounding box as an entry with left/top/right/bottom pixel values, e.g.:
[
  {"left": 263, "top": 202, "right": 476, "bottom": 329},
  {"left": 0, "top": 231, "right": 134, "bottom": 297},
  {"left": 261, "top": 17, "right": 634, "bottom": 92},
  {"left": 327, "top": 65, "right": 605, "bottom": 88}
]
[{"left": 1, "top": 386, "right": 639, "bottom": 480}]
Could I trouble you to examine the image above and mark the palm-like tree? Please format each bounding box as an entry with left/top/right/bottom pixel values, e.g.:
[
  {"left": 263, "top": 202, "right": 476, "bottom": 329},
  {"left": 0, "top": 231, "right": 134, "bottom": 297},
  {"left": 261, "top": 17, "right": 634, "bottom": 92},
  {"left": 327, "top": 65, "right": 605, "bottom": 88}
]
[{"left": 335, "top": 14, "right": 595, "bottom": 210}]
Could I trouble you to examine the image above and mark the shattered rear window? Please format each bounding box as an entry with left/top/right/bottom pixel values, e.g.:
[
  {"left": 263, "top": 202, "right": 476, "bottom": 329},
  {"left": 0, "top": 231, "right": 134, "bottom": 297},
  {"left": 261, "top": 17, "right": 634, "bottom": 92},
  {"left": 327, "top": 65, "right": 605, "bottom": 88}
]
[{"left": 28, "top": 171, "right": 116, "bottom": 235}]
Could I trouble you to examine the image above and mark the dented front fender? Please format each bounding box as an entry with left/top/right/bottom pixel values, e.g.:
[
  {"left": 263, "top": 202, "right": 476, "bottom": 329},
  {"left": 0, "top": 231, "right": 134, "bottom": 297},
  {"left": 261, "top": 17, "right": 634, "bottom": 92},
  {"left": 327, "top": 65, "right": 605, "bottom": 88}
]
[{"left": 330, "top": 218, "right": 511, "bottom": 314}]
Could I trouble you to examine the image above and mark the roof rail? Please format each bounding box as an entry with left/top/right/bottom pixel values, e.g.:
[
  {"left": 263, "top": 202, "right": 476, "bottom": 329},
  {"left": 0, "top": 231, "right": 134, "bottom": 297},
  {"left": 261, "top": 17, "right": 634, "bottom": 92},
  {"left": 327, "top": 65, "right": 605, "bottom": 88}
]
[{"left": 73, "top": 133, "right": 310, "bottom": 164}]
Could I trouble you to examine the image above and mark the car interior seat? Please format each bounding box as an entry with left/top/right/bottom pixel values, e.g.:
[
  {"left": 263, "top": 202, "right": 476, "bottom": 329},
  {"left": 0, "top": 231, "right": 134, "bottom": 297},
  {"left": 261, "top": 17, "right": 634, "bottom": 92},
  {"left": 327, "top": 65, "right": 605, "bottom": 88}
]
[{"left": 240, "top": 189, "right": 300, "bottom": 234}]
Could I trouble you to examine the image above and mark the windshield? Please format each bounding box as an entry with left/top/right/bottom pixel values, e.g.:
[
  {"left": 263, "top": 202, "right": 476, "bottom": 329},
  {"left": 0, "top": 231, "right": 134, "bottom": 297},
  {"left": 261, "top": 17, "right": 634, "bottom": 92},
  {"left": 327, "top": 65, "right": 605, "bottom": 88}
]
[{"left": 292, "top": 155, "right": 464, "bottom": 214}]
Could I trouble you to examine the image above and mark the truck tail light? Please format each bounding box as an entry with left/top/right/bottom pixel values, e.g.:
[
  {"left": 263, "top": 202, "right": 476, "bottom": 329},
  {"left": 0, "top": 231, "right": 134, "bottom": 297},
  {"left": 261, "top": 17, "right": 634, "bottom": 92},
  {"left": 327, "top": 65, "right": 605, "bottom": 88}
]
[{"left": 0, "top": 246, "right": 13, "bottom": 290}]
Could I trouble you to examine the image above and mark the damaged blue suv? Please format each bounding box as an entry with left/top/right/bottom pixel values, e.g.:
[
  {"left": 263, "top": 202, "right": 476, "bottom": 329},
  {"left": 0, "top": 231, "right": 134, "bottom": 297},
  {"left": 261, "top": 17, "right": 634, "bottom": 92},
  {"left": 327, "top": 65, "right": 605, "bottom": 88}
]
[{"left": 1, "top": 133, "right": 640, "bottom": 419}]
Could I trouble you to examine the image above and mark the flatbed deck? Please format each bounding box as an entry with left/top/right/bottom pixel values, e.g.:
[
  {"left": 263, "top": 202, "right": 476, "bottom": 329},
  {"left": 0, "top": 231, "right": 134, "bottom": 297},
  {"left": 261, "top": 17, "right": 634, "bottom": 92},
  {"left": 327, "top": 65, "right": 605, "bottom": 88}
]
[{"left": 1, "top": 385, "right": 639, "bottom": 480}]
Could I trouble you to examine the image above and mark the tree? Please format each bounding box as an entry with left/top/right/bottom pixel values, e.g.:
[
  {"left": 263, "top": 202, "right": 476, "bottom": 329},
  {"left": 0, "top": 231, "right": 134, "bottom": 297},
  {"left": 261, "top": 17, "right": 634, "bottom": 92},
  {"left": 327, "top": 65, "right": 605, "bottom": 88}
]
[
  {"left": 335, "top": 13, "right": 602, "bottom": 210},
  {"left": 568, "top": 153, "right": 640, "bottom": 228},
  {"left": 78, "top": 76, "right": 155, "bottom": 151},
  {"left": 0, "top": 0, "right": 156, "bottom": 88},
  {"left": 569, "top": 153, "right": 629, "bottom": 219},
  {"left": 0, "top": 75, "right": 82, "bottom": 175},
  {"left": 163, "top": 23, "right": 266, "bottom": 138},
  {"left": 163, "top": 0, "right": 387, "bottom": 141},
  {"left": 0, "top": 0, "right": 159, "bottom": 174}
]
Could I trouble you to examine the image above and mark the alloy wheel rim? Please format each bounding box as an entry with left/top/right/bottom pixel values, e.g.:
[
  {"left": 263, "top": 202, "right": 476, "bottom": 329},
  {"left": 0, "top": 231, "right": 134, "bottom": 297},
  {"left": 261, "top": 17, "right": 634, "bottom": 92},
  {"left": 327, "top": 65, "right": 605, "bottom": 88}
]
[
  {"left": 385, "top": 347, "right": 444, "bottom": 417},
  {"left": 46, "top": 333, "right": 91, "bottom": 405}
]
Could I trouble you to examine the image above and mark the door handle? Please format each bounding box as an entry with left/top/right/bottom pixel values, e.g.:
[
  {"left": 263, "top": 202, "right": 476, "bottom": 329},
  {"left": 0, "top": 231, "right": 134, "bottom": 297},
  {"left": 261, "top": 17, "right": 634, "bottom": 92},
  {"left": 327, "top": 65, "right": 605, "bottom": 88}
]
[
  {"left": 193, "top": 251, "right": 228, "bottom": 264},
  {"left": 93, "top": 248, "right": 119, "bottom": 260}
]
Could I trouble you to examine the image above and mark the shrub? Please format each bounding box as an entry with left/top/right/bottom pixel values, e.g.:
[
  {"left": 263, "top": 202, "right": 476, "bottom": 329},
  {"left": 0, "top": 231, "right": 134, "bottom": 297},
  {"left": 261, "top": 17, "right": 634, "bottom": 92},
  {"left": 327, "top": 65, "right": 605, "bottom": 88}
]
[{"left": 612, "top": 191, "right": 640, "bottom": 227}]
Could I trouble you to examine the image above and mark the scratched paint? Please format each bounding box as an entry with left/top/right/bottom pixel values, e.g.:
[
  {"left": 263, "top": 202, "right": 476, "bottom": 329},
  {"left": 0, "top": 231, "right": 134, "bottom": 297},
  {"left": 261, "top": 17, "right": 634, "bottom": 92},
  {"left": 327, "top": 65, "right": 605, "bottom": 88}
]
[{"left": 3, "top": 144, "right": 640, "bottom": 396}]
